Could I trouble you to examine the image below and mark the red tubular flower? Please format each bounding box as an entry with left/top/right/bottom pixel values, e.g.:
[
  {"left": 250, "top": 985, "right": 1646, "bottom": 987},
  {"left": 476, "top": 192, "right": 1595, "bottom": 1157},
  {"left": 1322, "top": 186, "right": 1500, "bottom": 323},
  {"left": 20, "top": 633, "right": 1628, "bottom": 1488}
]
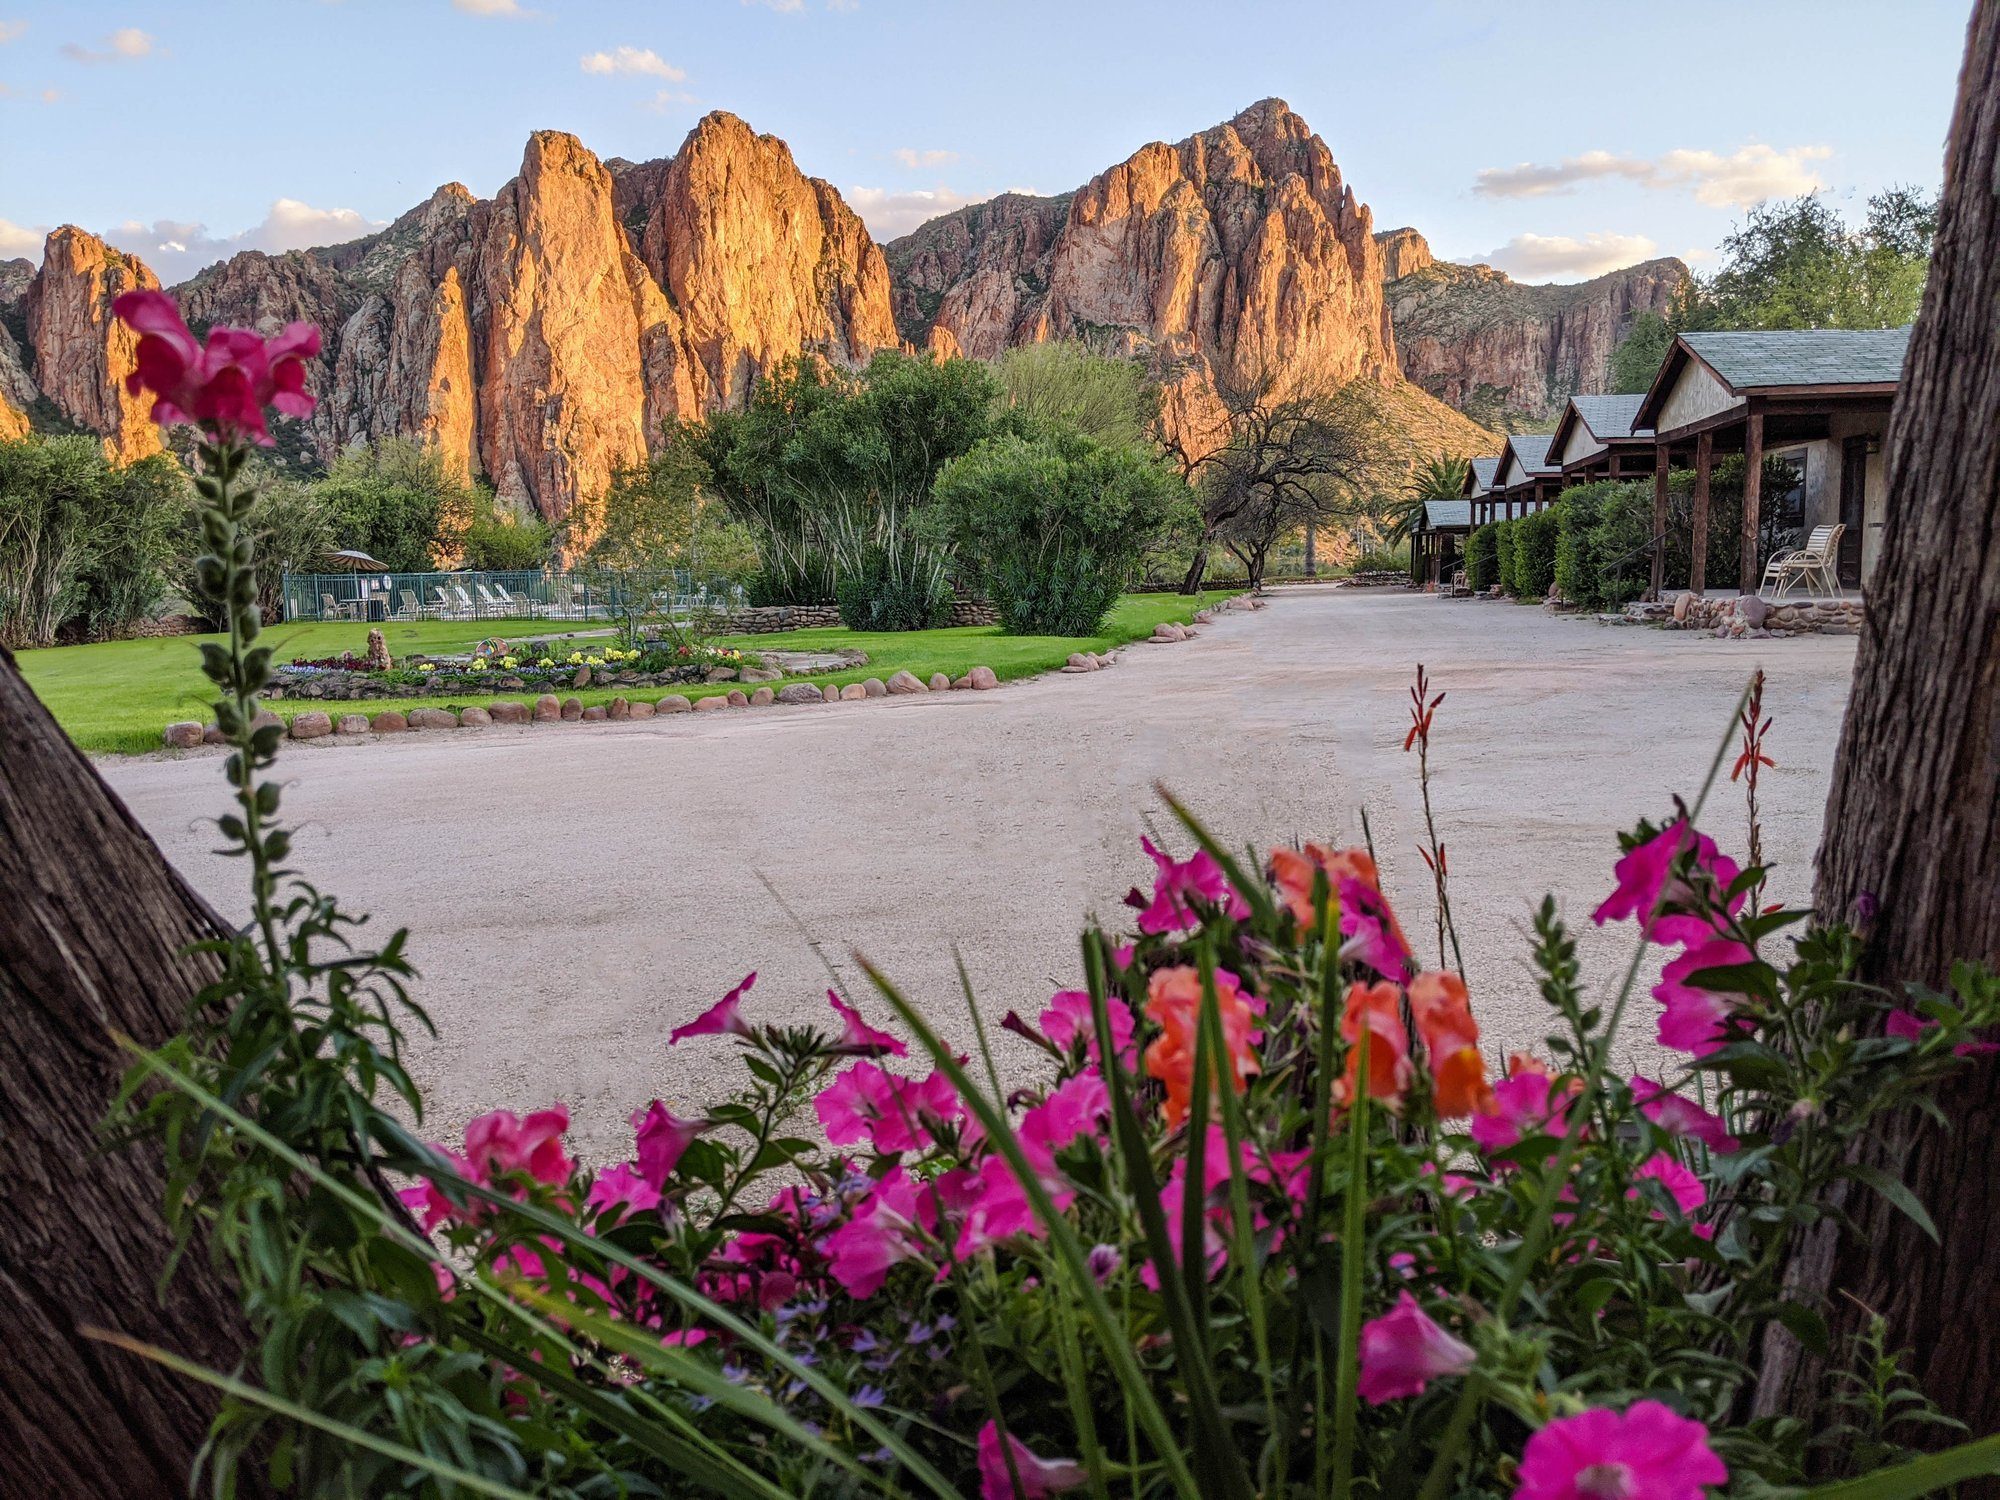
[{"left": 113, "top": 288, "right": 320, "bottom": 445}]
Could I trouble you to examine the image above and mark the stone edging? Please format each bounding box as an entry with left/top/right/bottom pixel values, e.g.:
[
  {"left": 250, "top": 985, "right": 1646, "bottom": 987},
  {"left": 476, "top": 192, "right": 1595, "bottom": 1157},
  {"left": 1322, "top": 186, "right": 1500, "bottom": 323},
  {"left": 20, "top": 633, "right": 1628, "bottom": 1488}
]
[{"left": 158, "top": 593, "right": 1262, "bottom": 750}]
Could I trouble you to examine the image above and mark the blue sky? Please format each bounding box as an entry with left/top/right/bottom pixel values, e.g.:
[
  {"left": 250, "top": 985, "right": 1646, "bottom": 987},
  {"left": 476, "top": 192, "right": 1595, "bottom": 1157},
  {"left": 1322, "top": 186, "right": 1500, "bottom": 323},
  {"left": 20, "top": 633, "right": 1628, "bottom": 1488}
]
[{"left": 0, "top": 0, "right": 1973, "bottom": 285}]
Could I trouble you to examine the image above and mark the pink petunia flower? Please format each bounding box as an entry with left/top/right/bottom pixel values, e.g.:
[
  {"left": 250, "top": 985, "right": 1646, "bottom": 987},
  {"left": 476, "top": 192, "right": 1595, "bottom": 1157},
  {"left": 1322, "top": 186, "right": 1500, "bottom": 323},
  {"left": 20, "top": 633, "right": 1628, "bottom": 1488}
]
[
  {"left": 1653, "top": 937, "right": 1754, "bottom": 1055},
  {"left": 1886, "top": 1007, "right": 2000, "bottom": 1056},
  {"left": 1513, "top": 1400, "right": 1727, "bottom": 1500},
  {"left": 631, "top": 1101, "right": 709, "bottom": 1189},
  {"left": 823, "top": 1168, "right": 938, "bottom": 1298},
  {"left": 587, "top": 1162, "right": 664, "bottom": 1221},
  {"left": 1039, "top": 989, "right": 1139, "bottom": 1071},
  {"left": 113, "top": 289, "right": 320, "bottom": 445},
  {"left": 464, "top": 1105, "right": 574, "bottom": 1187},
  {"left": 976, "top": 1422, "right": 1088, "bottom": 1500},
  {"left": 814, "top": 1063, "right": 960, "bottom": 1155},
  {"left": 1630, "top": 1152, "right": 1707, "bottom": 1221},
  {"left": 828, "top": 991, "right": 907, "bottom": 1057},
  {"left": 669, "top": 972, "right": 757, "bottom": 1045},
  {"left": 1358, "top": 1291, "right": 1476, "bottom": 1405},
  {"left": 1629, "top": 1077, "right": 1739, "bottom": 1154},
  {"left": 1470, "top": 1056, "right": 1578, "bottom": 1163},
  {"left": 1136, "top": 836, "right": 1248, "bottom": 934},
  {"left": 1592, "top": 820, "right": 1744, "bottom": 947}
]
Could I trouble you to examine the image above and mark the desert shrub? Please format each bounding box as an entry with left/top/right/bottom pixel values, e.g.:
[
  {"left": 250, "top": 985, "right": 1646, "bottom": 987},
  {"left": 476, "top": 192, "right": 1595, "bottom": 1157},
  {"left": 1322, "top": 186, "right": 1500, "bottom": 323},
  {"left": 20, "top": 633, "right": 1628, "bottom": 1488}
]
[
  {"left": 457, "top": 507, "right": 552, "bottom": 571},
  {"left": 1512, "top": 505, "right": 1560, "bottom": 600},
  {"left": 0, "top": 434, "right": 188, "bottom": 646},
  {"left": 1466, "top": 522, "right": 1497, "bottom": 590},
  {"left": 992, "top": 341, "right": 1158, "bottom": 449},
  {"left": 314, "top": 438, "right": 475, "bottom": 572},
  {"left": 933, "top": 428, "right": 1186, "bottom": 634},
  {"left": 831, "top": 541, "right": 951, "bottom": 630}
]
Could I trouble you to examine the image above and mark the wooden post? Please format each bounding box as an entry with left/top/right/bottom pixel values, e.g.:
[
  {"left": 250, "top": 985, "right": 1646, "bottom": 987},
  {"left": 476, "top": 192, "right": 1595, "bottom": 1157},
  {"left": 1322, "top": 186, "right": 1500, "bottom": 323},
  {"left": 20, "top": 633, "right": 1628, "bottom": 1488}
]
[
  {"left": 1741, "top": 405, "right": 1765, "bottom": 594},
  {"left": 1690, "top": 429, "right": 1715, "bottom": 596},
  {"left": 1652, "top": 443, "right": 1669, "bottom": 598},
  {"left": 1304, "top": 522, "right": 1317, "bottom": 578}
]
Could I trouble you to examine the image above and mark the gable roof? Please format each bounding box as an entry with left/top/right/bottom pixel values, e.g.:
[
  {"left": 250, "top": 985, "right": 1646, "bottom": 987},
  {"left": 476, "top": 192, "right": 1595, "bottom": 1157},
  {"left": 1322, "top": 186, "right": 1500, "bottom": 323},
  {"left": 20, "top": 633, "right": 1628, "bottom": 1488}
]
[
  {"left": 1462, "top": 456, "right": 1499, "bottom": 497},
  {"left": 1423, "top": 498, "right": 1471, "bottom": 530},
  {"left": 1637, "top": 326, "right": 1911, "bottom": 429},
  {"left": 1547, "top": 393, "right": 1653, "bottom": 470},
  {"left": 1494, "top": 431, "right": 1558, "bottom": 488}
]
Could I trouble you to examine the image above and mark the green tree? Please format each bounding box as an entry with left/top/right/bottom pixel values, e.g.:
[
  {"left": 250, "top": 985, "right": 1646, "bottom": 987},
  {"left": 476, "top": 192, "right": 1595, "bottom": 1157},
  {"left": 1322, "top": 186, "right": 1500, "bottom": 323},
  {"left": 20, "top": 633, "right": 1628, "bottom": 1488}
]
[
  {"left": 1608, "top": 310, "right": 1675, "bottom": 394},
  {"left": 1385, "top": 453, "right": 1470, "bottom": 544},
  {"left": 993, "top": 342, "right": 1158, "bottom": 449},
  {"left": 934, "top": 427, "right": 1188, "bottom": 634},
  {"left": 1699, "top": 189, "right": 1937, "bottom": 331},
  {"left": 575, "top": 438, "right": 708, "bottom": 646},
  {"left": 456, "top": 507, "right": 552, "bottom": 572},
  {"left": 313, "top": 439, "right": 473, "bottom": 572}
]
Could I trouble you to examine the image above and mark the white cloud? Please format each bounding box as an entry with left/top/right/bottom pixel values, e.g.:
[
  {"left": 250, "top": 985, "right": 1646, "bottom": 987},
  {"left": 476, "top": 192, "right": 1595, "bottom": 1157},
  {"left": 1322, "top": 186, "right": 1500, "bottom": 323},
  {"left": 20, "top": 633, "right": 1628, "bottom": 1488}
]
[
  {"left": 0, "top": 19, "right": 28, "bottom": 43},
  {"left": 106, "top": 197, "right": 388, "bottom": 283},
  {"left": 453, "top": 0, "right": 536, "bottom": 15},
  {"left": 60, "top": 27, "right": 155, "bottom": 63},
  {"left": 845, "top": 185, "right": 982, "bottom": 239},
  {"left": 0, "top": 216, "right": 45, "bottom": 259},
  {"left": 742, "top": 0, "right": 807, "bottom": 11},
  {"left": 645, "top": 88, "right": 698, "bottom": 112},
  {"left": 1481, "top": 231, "right": 1659, "bottom": 281},
  {"left": 892, "top": 148, "right": 958, "bottom": 170},
  {"left": 1474, "top": 143, "right": 1830, "bottom": 211},
  {"left": 579, "top": 45, "right": 684, "bottom": 80}
]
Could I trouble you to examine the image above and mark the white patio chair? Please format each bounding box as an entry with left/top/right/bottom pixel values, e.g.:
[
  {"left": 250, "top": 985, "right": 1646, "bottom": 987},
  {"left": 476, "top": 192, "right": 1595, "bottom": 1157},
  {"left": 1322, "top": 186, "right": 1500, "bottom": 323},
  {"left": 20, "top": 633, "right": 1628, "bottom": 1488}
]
[
  {"left": 1761, "top": 524, "right": 1845, "bottom": 600},
  {"left": 433, "top": 586, "right": 464, "bottom": 619},
  {"left": 453, "top": 585, "right": 478, "bottom": 617},
  {"left": 395, "top": 589, "right": 422, "bottom": 621},
  {"left": 488, "top": 582, "right": 525, "bottom": 615}
]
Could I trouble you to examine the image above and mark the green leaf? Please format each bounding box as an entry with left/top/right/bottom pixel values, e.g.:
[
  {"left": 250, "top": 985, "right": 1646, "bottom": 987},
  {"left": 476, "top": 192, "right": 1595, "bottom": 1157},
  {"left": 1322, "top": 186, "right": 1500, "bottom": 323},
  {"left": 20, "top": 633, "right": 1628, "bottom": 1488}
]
[
  {"left": 1841, "top": 1163, "right": 1941, "bottom": 1242},
  {"left": 1797, "top": 1433, "right": 2000, "bottom": 1500}
]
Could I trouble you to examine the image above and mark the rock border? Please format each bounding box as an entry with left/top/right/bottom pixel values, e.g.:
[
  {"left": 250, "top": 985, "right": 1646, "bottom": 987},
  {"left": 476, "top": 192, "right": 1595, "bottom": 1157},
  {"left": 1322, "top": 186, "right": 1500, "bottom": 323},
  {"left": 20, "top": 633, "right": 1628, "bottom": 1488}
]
[{"left": 160, "top": 594, "right": 1262, "bottom": 751}]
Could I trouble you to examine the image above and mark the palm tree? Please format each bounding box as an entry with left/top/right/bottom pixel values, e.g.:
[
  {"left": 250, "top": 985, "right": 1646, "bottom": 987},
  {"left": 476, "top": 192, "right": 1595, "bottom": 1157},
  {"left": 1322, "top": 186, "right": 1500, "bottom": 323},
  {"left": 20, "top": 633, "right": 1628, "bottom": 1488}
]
[{"left": 1384, "top": 453, "right": 1471, "bottom": 544}]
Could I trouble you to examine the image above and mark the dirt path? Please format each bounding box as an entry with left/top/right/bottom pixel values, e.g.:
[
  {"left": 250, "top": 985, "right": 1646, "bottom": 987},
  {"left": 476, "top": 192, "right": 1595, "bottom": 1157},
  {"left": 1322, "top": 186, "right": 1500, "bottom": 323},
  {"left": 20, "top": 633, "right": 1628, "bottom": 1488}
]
[{"left": 102, "top": 587, "right": 1858, "bottom": 1163}]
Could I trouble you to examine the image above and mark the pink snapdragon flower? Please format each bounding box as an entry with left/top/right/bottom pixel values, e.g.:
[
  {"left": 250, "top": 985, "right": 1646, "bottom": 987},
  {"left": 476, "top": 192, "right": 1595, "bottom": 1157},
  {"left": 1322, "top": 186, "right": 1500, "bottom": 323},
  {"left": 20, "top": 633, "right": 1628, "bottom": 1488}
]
[
  {"left": 1039, "top": 989, "right": 1139, "bottom": 1071},
  {"left": 1653, "top": 937, "right": 1754, "bottom": 1055},
  {"left": 1357, "top": 1291, "right": 1476, "bottom": 1404},
  {"left": 1339, "top": 877, "right": 1416, "bottom": 981},
  {"left": 631, "top": 1101, "right": 709, "bottom": 1189},
  {"left": 1470, "top": 1056, "right": 1578, "bottom": 1162},
  {"left": 1592, "top": 820, "right": 1744, "bottom": 946},
  {"left": 464, "top": 1105, "right": 574, "bottom": 1187},
  {"left": 113, "top": 289, "right": 319, "bottom": 445},
  {"left": 829, "top": 991, "right": 906, "bottom": 1056},
  {"left": 976, "top": 1423, "right": 1087, "bottom": 1500},
  {"left": 1513, "top": 1400, "right": 1726, "bottom": 1500},
  {"left": 1629, "top": 1077, "right": 1738, "bottom": 1154},
  {"left": 669, "top": 972, "right": 757, "bottom": 1045},
  {"left": 1136, "top": 835, "right": 1248, "bottom": 934}
]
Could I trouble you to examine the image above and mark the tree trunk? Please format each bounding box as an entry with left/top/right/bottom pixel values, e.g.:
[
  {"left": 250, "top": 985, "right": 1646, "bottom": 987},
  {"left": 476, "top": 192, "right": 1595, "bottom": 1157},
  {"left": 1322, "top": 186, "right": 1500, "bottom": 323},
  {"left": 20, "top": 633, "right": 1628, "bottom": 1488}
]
[
  {"left": 1180, "top": 541, "right": 1210, "bottom": 595},
  {"left": 1761, "top": 0, "right": 2000, "bottom": 1444},
  {"left": 0, "top": 646, "right": 258, "bottom": 1497}
]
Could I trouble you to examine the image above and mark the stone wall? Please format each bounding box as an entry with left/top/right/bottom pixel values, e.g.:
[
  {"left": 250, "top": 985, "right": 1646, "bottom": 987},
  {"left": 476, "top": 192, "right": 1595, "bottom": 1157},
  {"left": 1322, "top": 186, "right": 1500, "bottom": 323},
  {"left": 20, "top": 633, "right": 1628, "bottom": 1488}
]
[{"left": 1657, "top": 593, "right": 1865, "bottom": 639}]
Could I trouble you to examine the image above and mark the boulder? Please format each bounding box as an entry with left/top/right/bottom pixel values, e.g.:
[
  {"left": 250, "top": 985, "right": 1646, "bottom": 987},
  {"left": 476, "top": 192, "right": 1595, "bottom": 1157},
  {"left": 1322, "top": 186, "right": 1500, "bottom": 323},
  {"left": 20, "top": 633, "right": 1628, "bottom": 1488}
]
[
  {"left": 335, "top": 714, "right": 371, "bottom": 735},
  {"left": 629, "top": 699, "right": 657, "bottom": 719},
  {"left": 739, "top": 666, "right": 781, "bottom": 683},
  {"left": 458, "top": 705, "right": 493, "bottom": 728},
  {"left": 821, "top": 684, "right": 842, "bottom": 703},
  {"left": 1065, "top": 652, "right": 1095, "bottom": 671},
  {"left": 572, "top": 664, "right": 592, "bottom": 688},
  {"left": 658, "top": 694, "right": 692, "bottom": 714},
  {"left": 581, "top": 704, "right": 608, "bottom": 721},
  {"left": 887, "top": 671, "right": 929, "bottom": 695},
  {"left": 251, "top": 710, "right": 284, "bottom": 733},
  {"left": 969, "top": 665, "right": 998, "bottom": 690},
  {"left": 488, "top": 700, "right": 531, "bottom": 724},
  {"left": 862, "top": 677, "right": 887, "bottom": 697},
  {"left": 289, "top": 711, "right": 334, "bottom": 740},
  {"left": 779, "top": 683, "right": 825, "bottom": 705},
  {"left": 533, "top": 694, "right": 562, "bottom": 722},
  {"left": 705, "top": 667, "right": 738, "bottom": 683},
  {"left": 951, "top": 674, "right": 972, "bottom": 690},
  {"left": 202, "top": 723, "right": 226, "bottom": 745},
  {"left": 1672, "top": 592, "right": 1692, "bottom": 623},
  {"left": 162, "top": 720, "right": 204, "bottom": 749},
  {"left": 726, "top": 689, "right": 749, "bottom": 707},
  {"left": 750, "top": 686, "right": 775, "bottom": 706},
  {"left": 840, "top": 683, "right": 868, "bottom": 701},
  {"left": 370, "top": 710, "right": 410, "bottom": 733},
  {"left": 1737, "top": 594, "right": 1770, "bottom": 628},
  {"left": 408, "top": 708, "right": 459, "bottom": 729},
  {"left": 692, "top": 694, "right": 728, "bottom": 713},
  {"left": 560, "top": 696, "right": 583, "bottom": 721},
  {"left": 606, "top": 696, "right": 632, "bottom": 720},
  {"left": 929, "top": 672, "right": 951, "bottom": 692}
]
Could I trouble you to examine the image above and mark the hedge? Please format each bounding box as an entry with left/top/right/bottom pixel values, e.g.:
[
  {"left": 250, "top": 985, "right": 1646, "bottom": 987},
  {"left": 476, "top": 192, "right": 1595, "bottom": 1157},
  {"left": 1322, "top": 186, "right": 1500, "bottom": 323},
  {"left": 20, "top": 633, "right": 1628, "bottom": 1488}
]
[
  {"left": 1466, "top": 524, "right": 1497, "bottom": 591},
  {"left": 1513, "top": 507, "right": 1560, "bottom": 601},
  {"left": 1493, "top": 519, "right": 1518, "bottom": 596}
]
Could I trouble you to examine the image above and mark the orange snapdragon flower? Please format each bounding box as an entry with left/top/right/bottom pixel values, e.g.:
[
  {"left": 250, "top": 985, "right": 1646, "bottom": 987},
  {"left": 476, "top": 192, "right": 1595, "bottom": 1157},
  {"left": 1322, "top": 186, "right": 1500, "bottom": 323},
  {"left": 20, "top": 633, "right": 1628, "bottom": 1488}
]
[
  {"left": 1409, "top": 971, "right": 1492, "bottom": 1117},
  {"left": 1143, "top": 964, "right": 1263, "bottom": 1128},
  {"left": 1335, "top": 980, "right": 1413, "bottom": 1108},
  {"left": 1270, "top": 844, "right": 1383, "bottom": 928}
]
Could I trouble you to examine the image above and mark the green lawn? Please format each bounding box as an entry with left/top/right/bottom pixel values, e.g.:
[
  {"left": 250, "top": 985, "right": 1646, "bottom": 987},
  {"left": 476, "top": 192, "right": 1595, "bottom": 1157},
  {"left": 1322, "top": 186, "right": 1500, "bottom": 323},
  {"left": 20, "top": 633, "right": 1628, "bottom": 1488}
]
[{"left": 16, "top": 592, "right": 1239, "bottom": 755}]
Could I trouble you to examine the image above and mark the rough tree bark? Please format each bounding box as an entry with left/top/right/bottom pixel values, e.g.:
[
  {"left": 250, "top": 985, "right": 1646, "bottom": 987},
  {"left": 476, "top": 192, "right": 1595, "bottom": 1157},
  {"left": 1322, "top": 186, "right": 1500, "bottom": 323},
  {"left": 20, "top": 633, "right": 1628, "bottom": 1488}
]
[
  {"left": 0, "top": 646, "right": 258, "bottom": 1497},
  {"left": 1760, "top": 0, "right": 2000, "bottom": 1444}
]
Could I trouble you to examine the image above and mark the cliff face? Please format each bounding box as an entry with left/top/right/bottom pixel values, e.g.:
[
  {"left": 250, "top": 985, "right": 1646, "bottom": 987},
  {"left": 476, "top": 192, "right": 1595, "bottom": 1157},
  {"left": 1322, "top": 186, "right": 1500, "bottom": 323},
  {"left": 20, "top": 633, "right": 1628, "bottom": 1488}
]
[
  {"left": 7, "top": 113, "right": 896, "bottom": 526},
  {"left": 1374, "top": 226, "right": 1433, "bottom": 282},
  {"left": 1378, "top": 229, "right": 1689, "bottom": 430}
]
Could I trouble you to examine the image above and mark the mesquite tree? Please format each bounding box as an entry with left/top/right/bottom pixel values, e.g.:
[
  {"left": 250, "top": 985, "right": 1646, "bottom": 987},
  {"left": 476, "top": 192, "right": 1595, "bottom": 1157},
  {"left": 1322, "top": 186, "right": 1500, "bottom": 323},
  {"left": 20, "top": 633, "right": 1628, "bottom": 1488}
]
[{"left": 1762, "top": 0, "right": 2000, "bottom": 1442}]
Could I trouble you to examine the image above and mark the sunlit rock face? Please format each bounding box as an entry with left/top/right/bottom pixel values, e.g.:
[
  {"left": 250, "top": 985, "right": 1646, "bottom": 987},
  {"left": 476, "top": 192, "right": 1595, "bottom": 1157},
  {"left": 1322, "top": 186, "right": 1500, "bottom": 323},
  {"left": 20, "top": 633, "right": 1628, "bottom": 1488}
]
[{"left": 21, "top": 227, "right": 162, "bottom": 460}]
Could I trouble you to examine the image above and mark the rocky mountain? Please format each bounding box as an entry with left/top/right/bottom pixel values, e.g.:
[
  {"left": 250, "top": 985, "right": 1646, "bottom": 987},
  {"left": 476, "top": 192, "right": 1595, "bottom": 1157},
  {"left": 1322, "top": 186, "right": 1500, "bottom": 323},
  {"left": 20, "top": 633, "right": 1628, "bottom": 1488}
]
[
  {"left": 1377, "top": 228, "right": 1688, "bottom": 430},
  {"left": 7, "top": 99, "right": 1532, "bottom": 512},
  {"left": 2, "top": 113, "right": 898, "bottom": 525},
  {"left": 883, "top": 99, "right": 1494, "bottom": 466}
]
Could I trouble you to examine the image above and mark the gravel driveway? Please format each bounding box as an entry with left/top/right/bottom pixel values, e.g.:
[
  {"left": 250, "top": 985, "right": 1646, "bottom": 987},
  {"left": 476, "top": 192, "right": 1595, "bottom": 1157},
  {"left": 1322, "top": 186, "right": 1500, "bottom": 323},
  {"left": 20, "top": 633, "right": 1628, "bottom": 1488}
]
[{"left": 102, "top": 586, "right": 1859, "bottom": 1164}]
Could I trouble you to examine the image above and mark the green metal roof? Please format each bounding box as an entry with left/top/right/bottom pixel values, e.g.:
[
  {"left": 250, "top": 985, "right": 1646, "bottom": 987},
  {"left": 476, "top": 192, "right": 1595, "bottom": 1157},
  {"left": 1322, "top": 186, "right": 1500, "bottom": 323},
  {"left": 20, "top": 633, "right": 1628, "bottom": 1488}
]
[{"left": 1682, "top": 327, "right": 1911, "bottom": 390}]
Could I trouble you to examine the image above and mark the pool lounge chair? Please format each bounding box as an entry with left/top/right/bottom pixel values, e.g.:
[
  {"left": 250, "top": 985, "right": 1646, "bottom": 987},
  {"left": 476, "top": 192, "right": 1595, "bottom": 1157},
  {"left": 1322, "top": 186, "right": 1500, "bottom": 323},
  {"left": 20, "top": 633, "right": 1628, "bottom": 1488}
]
[{"left": 1761, "top": 524, "right": 1845, "bottom": 600}]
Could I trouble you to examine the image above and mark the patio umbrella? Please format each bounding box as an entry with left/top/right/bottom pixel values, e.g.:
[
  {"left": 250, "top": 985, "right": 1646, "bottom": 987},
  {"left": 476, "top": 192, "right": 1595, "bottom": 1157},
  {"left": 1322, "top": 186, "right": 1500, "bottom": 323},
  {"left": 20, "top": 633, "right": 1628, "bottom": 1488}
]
[{"left": 323, "top": 549, "right": 391, "bottom": 572}]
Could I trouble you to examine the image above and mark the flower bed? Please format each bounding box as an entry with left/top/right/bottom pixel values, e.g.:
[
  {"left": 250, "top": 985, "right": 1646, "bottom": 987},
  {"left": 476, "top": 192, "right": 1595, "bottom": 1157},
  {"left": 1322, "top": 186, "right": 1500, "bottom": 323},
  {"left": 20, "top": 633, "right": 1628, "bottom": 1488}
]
[{"left": 267, "top": 636, "right": 763, "bottom": 699}]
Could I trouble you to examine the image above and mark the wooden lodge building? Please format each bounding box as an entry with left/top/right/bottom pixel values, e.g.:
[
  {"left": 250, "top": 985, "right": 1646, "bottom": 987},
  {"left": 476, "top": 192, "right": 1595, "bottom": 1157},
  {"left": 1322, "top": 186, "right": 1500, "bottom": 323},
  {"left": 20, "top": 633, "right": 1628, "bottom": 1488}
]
[{"left": 1439, "top": 325, "right": 1910, "bottom": 598}]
